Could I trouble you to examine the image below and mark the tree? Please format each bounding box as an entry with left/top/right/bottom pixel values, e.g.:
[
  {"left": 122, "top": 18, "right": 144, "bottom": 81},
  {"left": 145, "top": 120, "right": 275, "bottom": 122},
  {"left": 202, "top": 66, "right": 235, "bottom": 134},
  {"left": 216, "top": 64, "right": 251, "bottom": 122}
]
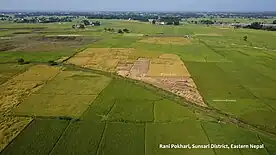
[
  {"left": 249, "top": 22, "right": 262, "bottom": 29},
  {"left": 17, "top": 58, "right": 25, "bottom": 64},
  {"left": 173, "top": 20, "right": 180, "bottom": 25},
  {"left": 92, "top": 21, "right": 101, "bottom": 26},
  {"left": 273, "top": 20, "right": 276, "bottom": 24},
  {"left": 82, "top": 20, "right": 90, "bottom": 26},
  {"left": 79, "top": 24, "right": 85, "bottom": 29},
  {"left": 243, "top": 36, "right": 248, "bottom": 41},
  {"left": 118, "top": 29, "right": 123, "bottom": 33},
  {"left": 123, "top": 28, "right": 130, "bottom": 33},
  {"left": 166, "top": 21, "right": 174, "bottom": 25}
]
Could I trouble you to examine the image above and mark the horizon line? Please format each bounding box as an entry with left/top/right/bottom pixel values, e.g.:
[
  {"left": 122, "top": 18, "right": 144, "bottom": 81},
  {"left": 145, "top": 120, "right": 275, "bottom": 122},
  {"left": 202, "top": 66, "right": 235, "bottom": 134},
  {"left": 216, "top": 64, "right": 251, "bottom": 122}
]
[{"left": 1, "top": 10, "right": 276, "bottom": 13}]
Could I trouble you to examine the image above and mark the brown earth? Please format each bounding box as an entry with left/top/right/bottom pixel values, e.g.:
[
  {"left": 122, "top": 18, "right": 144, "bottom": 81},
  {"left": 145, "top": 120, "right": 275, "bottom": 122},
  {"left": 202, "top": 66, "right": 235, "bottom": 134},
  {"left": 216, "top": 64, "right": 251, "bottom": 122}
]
[{"left": 116, "top": 56, "right": 206, "bottom": 107}]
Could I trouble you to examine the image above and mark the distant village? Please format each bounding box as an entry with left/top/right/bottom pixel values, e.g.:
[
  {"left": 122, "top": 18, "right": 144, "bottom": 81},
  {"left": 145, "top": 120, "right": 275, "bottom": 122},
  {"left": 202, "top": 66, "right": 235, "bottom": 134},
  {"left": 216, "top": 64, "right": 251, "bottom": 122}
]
[{"left": 1, "top": 11, "right": 276, "bottom": 31}]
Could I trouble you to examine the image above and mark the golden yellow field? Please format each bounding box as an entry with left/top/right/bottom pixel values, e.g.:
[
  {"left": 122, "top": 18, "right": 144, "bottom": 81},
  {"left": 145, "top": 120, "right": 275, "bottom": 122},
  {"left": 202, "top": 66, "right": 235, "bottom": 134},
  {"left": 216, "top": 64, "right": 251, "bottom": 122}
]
[
  {"left": 37, "top": 71, "right": 111, "bottom": 95},
  {"left": 147, "top": 54, "right": 190, "bottom": 77},
  {"left": 139, "top": 37, "right": 191, "bottom": 45},
  {"left": 0, "top": 65, "right": 61, "bottom": 114},
  {"left": 68, "top": 48, "right": 135, "bottom": 72},
  {"left": 0, "top": 116, "right": 32, "bottom": 152},
  {"left": 13, "top": 70, "right": 111, "bottom": 117},
  {"left": 0, "top": 80, "right": 44, "bottom": 114},
  {"left": 66, "top": 57, "right": 91, "bottom": 66},
  {"left": 12, "top": 65, "right": 61, "bottom": 81}
]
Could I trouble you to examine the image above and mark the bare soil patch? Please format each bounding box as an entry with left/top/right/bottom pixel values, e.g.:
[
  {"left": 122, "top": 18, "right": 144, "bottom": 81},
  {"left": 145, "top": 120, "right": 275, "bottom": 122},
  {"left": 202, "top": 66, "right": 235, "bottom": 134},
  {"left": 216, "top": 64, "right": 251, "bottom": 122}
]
[
  {"left": 142, "top": 77, "right": 205, "bottom": 106},
  {"left": 129, "top": 58, "right": 150, "bottom": 77},
  {"left": 139, "top": 37, "right": 191, "bottom": 45},
  {"left": 115, "top": 53, "right": 206, "bottom": 107}
]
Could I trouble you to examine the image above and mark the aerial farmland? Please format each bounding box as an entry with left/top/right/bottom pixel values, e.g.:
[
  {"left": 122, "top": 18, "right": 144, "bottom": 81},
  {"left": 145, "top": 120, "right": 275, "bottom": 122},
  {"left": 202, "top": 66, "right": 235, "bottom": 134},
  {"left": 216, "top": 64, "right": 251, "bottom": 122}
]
[{"left": 0, "top": 10, "right": 276, "bottom": 155}]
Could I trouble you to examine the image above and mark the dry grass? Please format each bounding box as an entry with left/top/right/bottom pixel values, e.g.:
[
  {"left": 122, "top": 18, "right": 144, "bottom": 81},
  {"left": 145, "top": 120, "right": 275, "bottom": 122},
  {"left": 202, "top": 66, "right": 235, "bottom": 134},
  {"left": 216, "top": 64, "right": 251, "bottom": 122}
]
[
  {"left": 0, "top": 116, "right": 32, "bottom": 152},
  {"left": 12, "top": 65, "right": 61, "bottom": 81},
  {"left": 139, "top": 37, "right": 191, "bottom": 45}
]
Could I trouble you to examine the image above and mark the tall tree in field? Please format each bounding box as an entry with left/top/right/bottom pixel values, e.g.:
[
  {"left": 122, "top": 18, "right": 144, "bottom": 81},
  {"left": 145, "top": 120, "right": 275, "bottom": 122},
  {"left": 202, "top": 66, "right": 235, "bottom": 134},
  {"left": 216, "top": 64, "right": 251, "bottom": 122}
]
[{"left": 243, "top": 36, "right": 248, "bottom": 41}]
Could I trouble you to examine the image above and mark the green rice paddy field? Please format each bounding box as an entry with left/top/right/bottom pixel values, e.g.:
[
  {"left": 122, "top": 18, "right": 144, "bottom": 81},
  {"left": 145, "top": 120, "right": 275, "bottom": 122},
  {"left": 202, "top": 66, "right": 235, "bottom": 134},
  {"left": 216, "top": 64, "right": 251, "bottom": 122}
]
[{"left": 0, "top": 20, "right": 276, "bottom": 155}]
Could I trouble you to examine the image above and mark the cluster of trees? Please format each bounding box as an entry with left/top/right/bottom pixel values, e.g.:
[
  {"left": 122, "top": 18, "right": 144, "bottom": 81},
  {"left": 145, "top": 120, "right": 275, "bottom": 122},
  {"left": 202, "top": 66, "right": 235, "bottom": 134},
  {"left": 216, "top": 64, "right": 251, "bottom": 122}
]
[
  {"left": 81, "top": 20, "right": 101, "bottom": 26},
  {"left": 13, "top": 16, "right": 75, "bottom": 23},
  {"left": 243, "top": 22, "right": 276, "bottom": 31},
  {"left": 104, "top": 28, "right": 130, "bottom": 33},
  {"left": 160, "top": 17, "right": 180, "bottom": 25},
  {"left": 199, "top": 19, "right": 215, "bottom": 25}
]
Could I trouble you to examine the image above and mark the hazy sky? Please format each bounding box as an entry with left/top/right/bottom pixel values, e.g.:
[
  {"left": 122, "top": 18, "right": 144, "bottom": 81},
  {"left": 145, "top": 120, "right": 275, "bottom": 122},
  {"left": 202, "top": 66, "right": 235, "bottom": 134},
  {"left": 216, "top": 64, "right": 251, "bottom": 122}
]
[{"left": 1, "top": 0, "right": 276, "bottom": 12}]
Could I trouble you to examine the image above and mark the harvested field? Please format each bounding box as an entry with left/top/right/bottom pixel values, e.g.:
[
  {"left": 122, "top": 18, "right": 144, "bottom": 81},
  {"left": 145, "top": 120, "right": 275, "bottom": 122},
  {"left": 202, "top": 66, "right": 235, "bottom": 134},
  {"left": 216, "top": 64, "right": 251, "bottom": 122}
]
[
  {"left": 115, "top": 53, "right": 205, "bottom": 106},
  {"left": 129, "top": 58, "right": 150, "bottom": 77},
  {"left": 0, "top": 116, "right": 32, "bottom": 152},
  {"left": 116, "top": 63, "right": 133, "bottom": 77},
  {"left": 139, "top": 37, "right": 191, "bottom": 45},
  {"left": 142, "top": 77, "right": 205, "bottom": 106},
  {"left": 70, "top": 49, "right": 204, "bottom": 106}
]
